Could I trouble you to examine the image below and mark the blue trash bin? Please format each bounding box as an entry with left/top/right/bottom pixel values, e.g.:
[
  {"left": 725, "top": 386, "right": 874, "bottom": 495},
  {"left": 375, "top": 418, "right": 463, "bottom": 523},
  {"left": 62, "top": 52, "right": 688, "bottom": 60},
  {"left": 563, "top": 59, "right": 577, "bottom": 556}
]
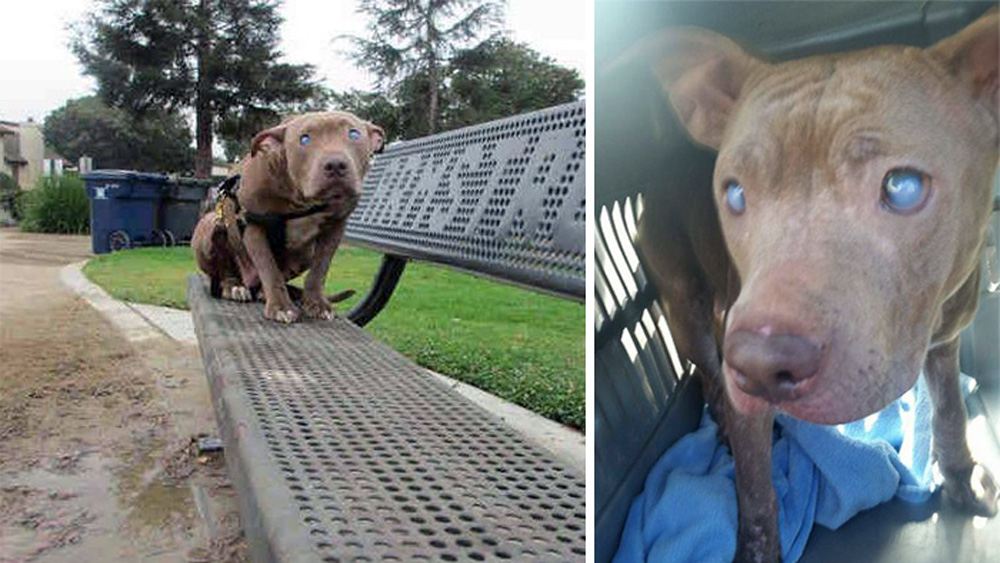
[
  {"left": 83, "top": 170, "right": 169, "bottom": 254},
  {"left": 159, "top": 177, "right": 213, "bottom": 246}
]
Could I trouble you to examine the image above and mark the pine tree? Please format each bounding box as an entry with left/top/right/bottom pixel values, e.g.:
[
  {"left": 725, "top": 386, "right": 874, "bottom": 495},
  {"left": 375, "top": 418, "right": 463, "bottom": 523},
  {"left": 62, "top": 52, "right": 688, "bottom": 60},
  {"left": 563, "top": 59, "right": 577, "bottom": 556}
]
[
  {"left": 346, "top": 0, "right": 505, "bottom": 136},
  {"left": 72, "top": 0, "right": 320, "bottom": 177}
]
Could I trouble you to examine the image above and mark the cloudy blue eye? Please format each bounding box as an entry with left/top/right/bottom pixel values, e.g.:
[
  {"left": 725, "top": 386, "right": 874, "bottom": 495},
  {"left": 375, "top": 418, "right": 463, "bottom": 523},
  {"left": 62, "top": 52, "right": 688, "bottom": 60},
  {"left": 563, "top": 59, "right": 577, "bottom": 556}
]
[
  {"left": 348, "top": 129, "right": 362, "bottom": 141},
  {"left": 882, "top": 169, "right": 927, "bottom": 212},
  {"left": 725, "top": 181, "right": 746, "bottom": 213},
  {"left": 299, "top": 134, "right": 311, "bottom": 146}
]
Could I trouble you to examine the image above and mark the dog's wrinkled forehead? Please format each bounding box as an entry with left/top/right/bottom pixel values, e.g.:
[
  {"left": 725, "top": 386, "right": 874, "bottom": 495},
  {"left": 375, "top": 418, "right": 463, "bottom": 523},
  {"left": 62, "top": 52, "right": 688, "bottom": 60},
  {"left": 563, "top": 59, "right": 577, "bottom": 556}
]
[
  {"left": 287, "top": 112, "right": 364, "bottom": 145},
  {"left": 250, "top": 110, "right": 384, "bottom": 160},
  {"left": 719, "top": 49, "right": 989, "bottom": 189}
]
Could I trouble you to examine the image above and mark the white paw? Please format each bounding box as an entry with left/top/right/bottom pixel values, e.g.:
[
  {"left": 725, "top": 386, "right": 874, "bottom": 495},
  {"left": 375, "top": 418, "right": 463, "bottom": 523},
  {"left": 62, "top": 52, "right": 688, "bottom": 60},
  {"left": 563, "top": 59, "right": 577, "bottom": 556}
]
[
  {"left": 275, "top": 309, "right": 298, "bottom": 324},
  {"left": 301, "top": 296, "right": 334, "bottom": 320},
  {"left": 231, "top": 285, "right": 252, "bottom": 302},
  {"left": 944, "top": 462, "right": 999, "bottom": 517}
]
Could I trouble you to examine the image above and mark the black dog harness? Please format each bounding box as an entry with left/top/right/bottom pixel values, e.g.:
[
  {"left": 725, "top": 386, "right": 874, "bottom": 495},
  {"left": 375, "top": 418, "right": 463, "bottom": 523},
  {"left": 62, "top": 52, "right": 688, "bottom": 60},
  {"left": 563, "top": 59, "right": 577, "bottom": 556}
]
[{"left": 215, "top": 174, "right": 330, "bottom": 252}]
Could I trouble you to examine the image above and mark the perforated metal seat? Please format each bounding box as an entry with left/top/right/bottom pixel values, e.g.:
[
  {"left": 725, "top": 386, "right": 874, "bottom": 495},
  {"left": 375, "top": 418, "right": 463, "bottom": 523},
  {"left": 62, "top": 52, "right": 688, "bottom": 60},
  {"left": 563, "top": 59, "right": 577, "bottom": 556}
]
[{"left": 190, "top": 277, "right": 585, "bottom": 562}]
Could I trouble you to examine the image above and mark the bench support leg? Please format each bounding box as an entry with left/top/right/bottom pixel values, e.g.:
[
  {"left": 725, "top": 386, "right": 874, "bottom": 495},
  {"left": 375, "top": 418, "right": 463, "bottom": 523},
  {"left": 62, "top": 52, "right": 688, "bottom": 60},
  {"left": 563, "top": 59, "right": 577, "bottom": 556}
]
[{"left": 347, "top": 254, "right": 408, "bottom": 327}]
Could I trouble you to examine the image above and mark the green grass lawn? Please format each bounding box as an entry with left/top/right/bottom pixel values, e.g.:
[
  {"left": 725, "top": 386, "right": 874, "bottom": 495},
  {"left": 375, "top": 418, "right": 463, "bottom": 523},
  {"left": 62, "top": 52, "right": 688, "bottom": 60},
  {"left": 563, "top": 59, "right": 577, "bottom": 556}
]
[{"left": 83, "top": 245, "right": 584, "bottom": 429}]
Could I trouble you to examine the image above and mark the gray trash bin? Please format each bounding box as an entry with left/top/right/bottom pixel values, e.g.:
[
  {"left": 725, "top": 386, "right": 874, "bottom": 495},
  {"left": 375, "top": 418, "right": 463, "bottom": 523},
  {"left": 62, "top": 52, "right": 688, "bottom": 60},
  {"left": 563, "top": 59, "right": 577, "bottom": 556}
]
[{"left": 159, "top": 177, "right": 213, "bottom": 245}]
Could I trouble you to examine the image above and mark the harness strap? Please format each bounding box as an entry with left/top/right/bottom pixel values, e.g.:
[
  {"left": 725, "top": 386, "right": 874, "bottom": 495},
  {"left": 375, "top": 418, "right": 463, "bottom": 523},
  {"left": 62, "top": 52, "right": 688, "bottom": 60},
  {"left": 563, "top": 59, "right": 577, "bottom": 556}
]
[
  {"left": 217, "top": 174, "right": 241, "bottom": 198},
  {"left": 214, "top": 174, "right": 330, "bottom": 255}
]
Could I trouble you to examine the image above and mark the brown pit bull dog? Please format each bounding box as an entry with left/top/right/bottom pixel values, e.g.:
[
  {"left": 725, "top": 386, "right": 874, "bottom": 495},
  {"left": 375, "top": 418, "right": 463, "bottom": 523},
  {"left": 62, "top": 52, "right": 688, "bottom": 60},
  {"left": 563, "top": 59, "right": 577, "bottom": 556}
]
[
  {"left": 191, "top": 111, "right": 384, "bottom": 323},
  {"left": 628, "top": 10, "right": 998, "bottom": 562}
]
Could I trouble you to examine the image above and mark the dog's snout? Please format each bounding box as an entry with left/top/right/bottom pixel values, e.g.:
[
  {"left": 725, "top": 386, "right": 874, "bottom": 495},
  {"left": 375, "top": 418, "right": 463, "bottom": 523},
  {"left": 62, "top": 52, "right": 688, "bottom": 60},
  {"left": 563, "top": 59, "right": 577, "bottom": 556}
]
[
  {"left": 323, "top": 156, "right": 349, "bottom": 177},
  {"left": 725, "top": 330, "right": 823, "bottom": 403}
]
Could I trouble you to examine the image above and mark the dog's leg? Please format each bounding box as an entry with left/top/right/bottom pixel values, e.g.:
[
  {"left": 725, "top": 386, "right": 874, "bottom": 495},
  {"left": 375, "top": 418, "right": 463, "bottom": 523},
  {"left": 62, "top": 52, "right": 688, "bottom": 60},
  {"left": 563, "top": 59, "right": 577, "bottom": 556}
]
[
  {"left": 697, "top": 355, "right": 780, "bottom": 563},
  {"left": 203, "top": 214, "right": 252, "bottom": 301},
  {"left": 695, "top": 364, "right": 781, "bottom": 563},
  {"left": 727, "top": 405, "right": 780, "bottom": 563},
  {"left": 227, "top": 222, "right": 259, "bottom": 293},
  {"left": 649, "top": 279, "right": 781, "bottom": 562},
  {"left": 689, "top": 335, "right": 780, "bottom": 563},
  {"left": 243, "top": 223, "right": 299, "bottom": 323},
  {"left": 300, "top": 221, "right": 347, "bottom": 320},
  {"left": 925, "top": 337, "right": 999, "bottom": 516}
]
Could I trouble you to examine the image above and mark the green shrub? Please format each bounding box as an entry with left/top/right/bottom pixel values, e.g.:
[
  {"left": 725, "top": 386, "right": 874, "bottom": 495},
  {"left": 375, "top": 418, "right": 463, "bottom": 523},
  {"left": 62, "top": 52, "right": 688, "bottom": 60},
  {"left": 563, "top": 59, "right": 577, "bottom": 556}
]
[
  {"left": 0, "top": 172, "right": 20, "bottom": 222},
  {"left": 19, "top": 174, "right": 90, "bottom": 234}
]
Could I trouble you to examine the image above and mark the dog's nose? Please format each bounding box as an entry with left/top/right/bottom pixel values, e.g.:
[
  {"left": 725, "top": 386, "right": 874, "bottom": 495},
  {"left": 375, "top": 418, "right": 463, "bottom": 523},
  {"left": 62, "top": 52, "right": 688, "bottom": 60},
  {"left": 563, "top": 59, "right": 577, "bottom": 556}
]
[
  {"left": 323, "top": 157, "right": 349, "bottom": 177},
  {"left": 725, "top": 330, "right": 823, "bottom": 403}
]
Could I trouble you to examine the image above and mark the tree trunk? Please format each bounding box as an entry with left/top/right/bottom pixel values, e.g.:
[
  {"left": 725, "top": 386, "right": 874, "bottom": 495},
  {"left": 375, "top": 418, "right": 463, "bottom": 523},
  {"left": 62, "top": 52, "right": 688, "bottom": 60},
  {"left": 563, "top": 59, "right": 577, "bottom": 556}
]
[
  {"left": 427, "top": 55, "right": 439, "bottom": 134},
  {"left": 195, "top": 99, "right": 213, "bottom": 178},
  {"left": 425, "top": 14, "right": 439, "bottom": 135},
  {"left": 194, "top": 0, "right": 213, "bottom": 178}
]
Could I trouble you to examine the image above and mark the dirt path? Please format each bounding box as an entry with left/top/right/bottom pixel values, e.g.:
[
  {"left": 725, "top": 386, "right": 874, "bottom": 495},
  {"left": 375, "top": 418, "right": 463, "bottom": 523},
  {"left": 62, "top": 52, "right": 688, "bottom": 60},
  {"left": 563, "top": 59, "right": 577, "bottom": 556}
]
[{"left": 0, "top": 230, "right": 245, "bottom": 562}]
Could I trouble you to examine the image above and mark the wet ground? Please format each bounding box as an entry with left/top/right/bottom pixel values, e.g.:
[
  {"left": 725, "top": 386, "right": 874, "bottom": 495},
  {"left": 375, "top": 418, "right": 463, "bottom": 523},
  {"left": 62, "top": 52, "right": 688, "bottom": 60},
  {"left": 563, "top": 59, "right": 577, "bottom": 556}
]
[{"left": 0, "top": 230, "right": 245, "bottom": 562}]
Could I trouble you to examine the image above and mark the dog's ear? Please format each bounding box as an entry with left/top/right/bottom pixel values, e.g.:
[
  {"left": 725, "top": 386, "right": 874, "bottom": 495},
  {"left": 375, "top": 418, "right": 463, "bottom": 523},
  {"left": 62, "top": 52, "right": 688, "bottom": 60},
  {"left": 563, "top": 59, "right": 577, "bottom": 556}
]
[
  {"left": 928, "top": 9, "right": 998, "bottom": 120},
  {"left": 251, "top": 123, "right": 289, "bottom": 157},
  {"left": 366, "top": 123, "right": 386, "bottom": 154},
  {"left": 620, "top": 28, "right": 764, "bottom": 150}
]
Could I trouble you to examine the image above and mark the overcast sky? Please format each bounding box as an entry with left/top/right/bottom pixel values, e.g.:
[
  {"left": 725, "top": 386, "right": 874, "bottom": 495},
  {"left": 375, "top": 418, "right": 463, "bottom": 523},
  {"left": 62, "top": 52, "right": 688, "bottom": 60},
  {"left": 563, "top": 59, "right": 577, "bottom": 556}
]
[{"left": 2, "top": 0, "right": 587, "bottom": 124}]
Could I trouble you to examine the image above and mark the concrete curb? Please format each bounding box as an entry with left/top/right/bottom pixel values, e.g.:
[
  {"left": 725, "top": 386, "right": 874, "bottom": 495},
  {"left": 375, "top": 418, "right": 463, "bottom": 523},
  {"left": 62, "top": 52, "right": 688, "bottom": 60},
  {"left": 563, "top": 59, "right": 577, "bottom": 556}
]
[
  {"left": 127, "top": 302, "right": 197, "bottom": 345},
  {"left": 427, "top": 370, "right": 585, "bottom": 472},
  {"left": 60, "top": 260, "right": 585, "bottom": 472},
  {"left": 59, "top": 261, "right": 162, "bottom": 343},
  {"left": 60, "top": 261, "right": 197, "bottom": 345}
]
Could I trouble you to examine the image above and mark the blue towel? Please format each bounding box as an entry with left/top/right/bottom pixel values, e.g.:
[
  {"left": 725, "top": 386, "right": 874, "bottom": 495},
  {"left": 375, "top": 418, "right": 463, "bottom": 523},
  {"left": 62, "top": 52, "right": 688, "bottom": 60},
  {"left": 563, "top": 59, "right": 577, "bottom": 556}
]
[{"left": 614, "top": 374, "right": 977, "bottom": 563}]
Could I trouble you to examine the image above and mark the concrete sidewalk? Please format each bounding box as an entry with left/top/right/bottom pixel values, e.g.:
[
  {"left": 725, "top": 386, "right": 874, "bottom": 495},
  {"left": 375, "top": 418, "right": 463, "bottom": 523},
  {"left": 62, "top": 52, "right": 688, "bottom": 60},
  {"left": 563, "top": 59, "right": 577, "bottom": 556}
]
[{"left": 60, "top": 261, "right": 585, "bottom": 472}]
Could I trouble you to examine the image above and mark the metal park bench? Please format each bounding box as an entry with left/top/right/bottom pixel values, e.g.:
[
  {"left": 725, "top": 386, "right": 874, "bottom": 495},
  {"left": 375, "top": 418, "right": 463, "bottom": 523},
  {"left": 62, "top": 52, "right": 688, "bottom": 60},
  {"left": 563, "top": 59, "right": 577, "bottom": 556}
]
[{"left": 189, "top": 101, "right": 586, "bottom": 562}]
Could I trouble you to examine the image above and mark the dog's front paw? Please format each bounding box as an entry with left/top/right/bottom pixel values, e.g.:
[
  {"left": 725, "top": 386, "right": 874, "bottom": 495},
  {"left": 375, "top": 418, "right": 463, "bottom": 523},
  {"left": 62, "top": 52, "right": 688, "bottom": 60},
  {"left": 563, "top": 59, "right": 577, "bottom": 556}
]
[
  {"left": 264, "top": 300, "right": 300, "bottom": 324},
  {"left": 301, "top": 293, "right": 334, "bottom": 320},
  {"left": 943, "top": 462, "right": 999, "bottom": 517},
  {"left": 223, "top": 285, "right": 252, "bottom": 302}
]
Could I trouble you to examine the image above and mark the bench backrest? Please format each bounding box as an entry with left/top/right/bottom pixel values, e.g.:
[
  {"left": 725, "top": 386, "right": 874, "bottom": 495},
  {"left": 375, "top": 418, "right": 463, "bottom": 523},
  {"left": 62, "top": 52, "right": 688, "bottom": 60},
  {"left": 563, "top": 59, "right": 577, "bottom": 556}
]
[{"left": 346, "top": 101, "right": 586, "bottom": 301}]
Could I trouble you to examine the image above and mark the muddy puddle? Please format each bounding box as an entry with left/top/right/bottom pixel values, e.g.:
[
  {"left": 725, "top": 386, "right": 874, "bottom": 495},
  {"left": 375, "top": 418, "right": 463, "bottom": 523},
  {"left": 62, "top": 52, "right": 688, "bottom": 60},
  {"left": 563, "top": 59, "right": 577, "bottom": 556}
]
[{"left": 0, "top": 441, "right": 208, "bottom": 562}]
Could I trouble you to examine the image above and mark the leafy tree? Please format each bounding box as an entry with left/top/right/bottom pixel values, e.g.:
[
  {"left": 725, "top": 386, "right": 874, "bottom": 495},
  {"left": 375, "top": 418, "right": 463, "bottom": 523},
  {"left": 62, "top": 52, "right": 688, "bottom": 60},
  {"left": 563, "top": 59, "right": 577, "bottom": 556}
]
[
  {"left": 445, "top": 37, "right": 583, "bottom": 128},
  {"left": 217, "top": 89, "right": 336, "bottom": 161},
  {"left": 331, "top": 89, "right": 402, "bottom": 142},
  {"left": 217, "top": 105, "right": 283, "bottom": 163},
  {"left": 333, "top": 37, "right": 583, "bottom": 142},
  {"left": 347, "top": 0, "right": 505, "bottom": 135},
  {"left": 43, "top": 96, "right": 195, "bottom": 172},
  {"left": 394, "top": 71, "right": 438, "bottom": 139},
  {"left": 72, "top": 0, "right": 321, "bottom": 177}
]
